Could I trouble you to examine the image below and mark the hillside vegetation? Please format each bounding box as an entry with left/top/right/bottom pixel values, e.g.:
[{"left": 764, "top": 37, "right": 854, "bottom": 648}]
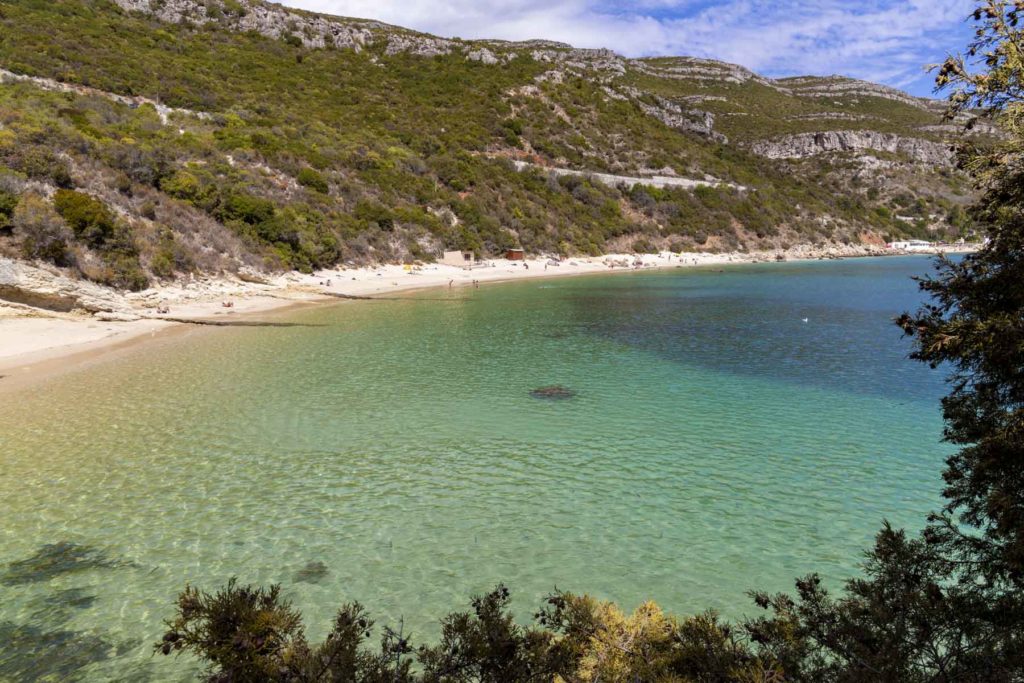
[{"left": 0, "top": 0, "right": 978, "bottom": 290}]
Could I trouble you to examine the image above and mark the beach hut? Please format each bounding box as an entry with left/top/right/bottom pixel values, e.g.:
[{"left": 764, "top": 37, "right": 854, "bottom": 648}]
[
  {"left": 506, "top": 248, "right": 525, "bottom": 261},
  {"left": 440, "top": 250, "right": 476, "bottom": 267}
]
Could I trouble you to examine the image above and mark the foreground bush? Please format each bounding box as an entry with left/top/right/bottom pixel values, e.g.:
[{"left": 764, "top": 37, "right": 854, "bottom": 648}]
[{"left": 159, "top": 581, "right": 783, "bottom": 683}]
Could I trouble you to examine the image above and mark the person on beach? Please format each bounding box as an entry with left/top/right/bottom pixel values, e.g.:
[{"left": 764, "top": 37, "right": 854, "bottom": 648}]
[{"left": 449, "top": 279, "right": 453, "bottom": 288}]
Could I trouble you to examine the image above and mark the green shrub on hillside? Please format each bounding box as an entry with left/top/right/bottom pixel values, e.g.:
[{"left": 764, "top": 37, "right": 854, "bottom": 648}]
[
  {"left": 12, "top": 193, "right": 74, "bottom": 266},
  {"left": 160, "top": 170, "right": 204, "bottom": 202},
  {"left": 217, "top": 193, "right": 276, "bottom": 227},
  {"left": 51, "top": 189, "right": 148, "bottom": 290},
  {"left": 632, "top": 238, "right": 659, "bottom": 253},
  {"left": 296, "top": 168, "right": 329, "bottom": 194},
  {"left": 53, "top": 189, "right": 116, "bottom": 248},
  {"left": 0, "top": 187, "right": 16, "bottom": 232},
  {"left": 15, "top": 147, "right": 73, "bottom": 188}
]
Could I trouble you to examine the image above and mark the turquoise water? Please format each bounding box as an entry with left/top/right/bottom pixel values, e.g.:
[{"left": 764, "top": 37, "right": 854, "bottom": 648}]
[{"left": 0, "top": 256, "right": 949, "bottom": 680}]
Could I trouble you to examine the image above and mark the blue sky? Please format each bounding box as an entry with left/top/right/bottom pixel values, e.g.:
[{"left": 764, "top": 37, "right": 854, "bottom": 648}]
[{"left": 280, "top": 0, "right": 977, "bottom": 97}]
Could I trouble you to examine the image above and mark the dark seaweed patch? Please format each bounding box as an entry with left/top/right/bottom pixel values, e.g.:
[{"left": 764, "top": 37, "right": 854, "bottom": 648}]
[
  {"left": 293, "top": 560, "right": 329, "bottom": 584},
  {"left": 0, "top": 621, "right": 118, "bottom": 682},
  {"left": 27, "top": 588, "right": 98, "bottom": 627},
  {"left": 529, "top": 385, "right": 578, "bottom": 400},
  {"left": 2, "top": 542, "right": 123, "bottom": 586},
  {"left": 158, "top": 317, "right": 324, "bottom": 327}
]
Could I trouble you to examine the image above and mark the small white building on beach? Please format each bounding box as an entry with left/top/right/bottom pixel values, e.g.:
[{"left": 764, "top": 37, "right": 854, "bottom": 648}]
[
  {"left": 440, "top": 250, "right": 477, "bottom": 267},
  {"left": 888, "top": 240, "right": 933, "bottom": 252}
]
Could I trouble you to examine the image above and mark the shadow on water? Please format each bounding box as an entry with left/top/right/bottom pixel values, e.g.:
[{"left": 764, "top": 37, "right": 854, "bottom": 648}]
[
  {"left": 556, "top": 260, "right": 947, "bottom": 401},
  {"left": 0, "top": 543, "right": 155, "bottom": 682},
  {"left": 27, "top": 588, "right": 98, "bottom": 624},
  {"left": 324, "top": 292, "right": 469, "bottom": 303},
  {"left": 160, "top": 317, "right": 324, "bottom": 328},
  {"left": 0, "top": 621, "right": 130, "bottom": 682},
  {"left": 293, "top": 560, "right": 330, "bottom": 584},
  {"left": 1, "top": 542, "right": 131, "bottom": 586},
  {"left": 529, "top": 385, "right": 578, "bottom": 400}
]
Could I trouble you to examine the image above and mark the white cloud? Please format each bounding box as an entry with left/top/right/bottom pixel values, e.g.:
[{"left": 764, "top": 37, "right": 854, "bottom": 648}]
[{"left": 275, "top": 0, "right": 975, "bottom": 95}]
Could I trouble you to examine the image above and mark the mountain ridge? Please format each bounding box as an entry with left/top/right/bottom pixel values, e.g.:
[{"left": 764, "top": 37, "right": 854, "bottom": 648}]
[{"left": 0, "top": 0, "right": 980, "bottom": 299}]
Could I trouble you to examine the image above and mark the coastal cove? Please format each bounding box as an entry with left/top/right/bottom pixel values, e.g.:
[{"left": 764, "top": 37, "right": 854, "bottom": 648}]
[
  {"left": 0, "top": 245, "right": 970, "bottom": 388},
  {"left": 0, "top": 256, "right": 950, "bottom": 680}
]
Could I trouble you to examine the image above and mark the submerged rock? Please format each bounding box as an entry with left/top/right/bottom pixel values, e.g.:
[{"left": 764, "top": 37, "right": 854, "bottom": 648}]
[
  {"left": 293, "top": 560, "right": 329, "bottom": 584},
  {"left": 530, "top": 385, "right": 577, "bottom": 400}
]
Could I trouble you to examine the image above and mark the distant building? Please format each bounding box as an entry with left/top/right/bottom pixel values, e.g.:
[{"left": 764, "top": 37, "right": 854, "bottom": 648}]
[
  {"left": 440, "top": 250, "right": 476, "bottom": 267},
  {"left": 888, "top": 240, "right": 932, "bottom": 252},
  {"left": 506, "top": 248, "right": 525, "bottom": 261}
]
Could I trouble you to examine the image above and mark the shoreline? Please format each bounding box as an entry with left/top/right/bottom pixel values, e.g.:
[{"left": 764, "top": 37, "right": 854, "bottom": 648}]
[{"left": 0, "top": 245, "right": 972, "bottom": 390}]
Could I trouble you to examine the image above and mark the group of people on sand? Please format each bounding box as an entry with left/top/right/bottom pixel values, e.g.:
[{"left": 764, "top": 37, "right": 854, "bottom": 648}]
[
  {"left": 448, "top": 279, "right": 481, "bottom": 289},
  {"left": 153, "top": 300, "right": 233, "bottom": 315}
]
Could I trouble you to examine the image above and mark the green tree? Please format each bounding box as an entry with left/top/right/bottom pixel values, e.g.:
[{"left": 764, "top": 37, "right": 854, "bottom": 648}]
[
  {"left": 910, "top": 0, "right": 1024, "bottom": 589},
  {"left": 53, "top": 189, "right": 116, "bottom": 248},
  {"left": 297, "top": 167, "right": 329, "bottom": 194},
  {"left": 0, "top": 187, "right": 17, "bottom": 231},
  {"left": 12, "top": 193, "right": 74, "bottom": 266},
  {"left": 747, "top": 3, "right": 1024, "bottom": 680}
]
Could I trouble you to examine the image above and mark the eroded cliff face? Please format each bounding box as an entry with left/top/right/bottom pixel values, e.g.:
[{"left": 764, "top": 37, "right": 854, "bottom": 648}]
[
  {"left": 0, "top": 258, "right": 127, "bottom": 312},
  {"left": 750, "top": 131, "right": 954, "bottom": 165}
]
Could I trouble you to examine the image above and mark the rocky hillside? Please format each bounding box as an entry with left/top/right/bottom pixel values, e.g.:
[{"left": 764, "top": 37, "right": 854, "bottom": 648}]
[{"left": 0, "top": 0, "right": 981, "bottom": 291}]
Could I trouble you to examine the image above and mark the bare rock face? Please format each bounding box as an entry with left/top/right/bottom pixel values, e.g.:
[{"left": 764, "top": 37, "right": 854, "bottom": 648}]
[
  {"left": 111, "top": 0, "right": 452, "bottom": 53},
  {"left": 0, "top": 68, "right": 210, "bottom": 124},
  {"left": 607, "top": 85, "right": 726, "bottom": 143},
  {"left": 636, "top": 97, "right": 727, "bottom": 144},
  {"left": 750, "top": 131, "right": 953, "bottom": 166},
  {"left": 635, "top": 57, "right": 784, "bottom": 90},
  {"left": 0, "top": 258, "right": 126, "bottom": 313},
  {"left": 467, "top": 48, "right": 499, "bottom": 65},
  {"left": 383, "top": 34, "right": 457, "bottom": 57},
  {"left": 780, "top": 76, "right": 934, "bottom": 111}
]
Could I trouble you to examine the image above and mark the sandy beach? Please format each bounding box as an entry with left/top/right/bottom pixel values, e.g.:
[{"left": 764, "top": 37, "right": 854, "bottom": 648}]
[{"left": 0, "top": 244, "right": 971, "bottom": 385}]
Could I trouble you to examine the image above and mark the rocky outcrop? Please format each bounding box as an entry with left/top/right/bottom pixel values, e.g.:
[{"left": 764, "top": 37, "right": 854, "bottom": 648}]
[
  {"left": 611, "top": 86, "right": 727, "bottom": 143},
  {"left": 637, "top": 100, "right": 726, "bottom": 144},
  {"left": 750, "top": 131, "right": 953, "bottom": 165},
  {"left": 509, "top": 161, "right": 744, "bottom": 192},
  {"left": 0, "top": 68, "right": 210, "bottom": 124},
  {"left": 466, "top": 48, "right": 500, "bottom": 65},
  {"left": 382, "top": 33, "right": 458, "bottom": 57},
  {"left": 111, "top": 0, "right": 438, "bottom": 53},
  {"left": 530, "top": 48, "right": 627, "bottom": 78},
  {"left": 634, "top": 57, "right": 783, "bottom": 90},
  {"left": 780, "top": 76, "right": 933, "bottom": 111},
  {"left": 0, "top": 259, "right": 127, "bottom": 313},
  {"left": 787, "top": 112, "right": 875, "bottom": 123}
]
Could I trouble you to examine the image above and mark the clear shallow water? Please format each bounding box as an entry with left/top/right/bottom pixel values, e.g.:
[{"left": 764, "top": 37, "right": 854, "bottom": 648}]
[{"left": 0, "top": 256, "right": 950, "bottom": 680}]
